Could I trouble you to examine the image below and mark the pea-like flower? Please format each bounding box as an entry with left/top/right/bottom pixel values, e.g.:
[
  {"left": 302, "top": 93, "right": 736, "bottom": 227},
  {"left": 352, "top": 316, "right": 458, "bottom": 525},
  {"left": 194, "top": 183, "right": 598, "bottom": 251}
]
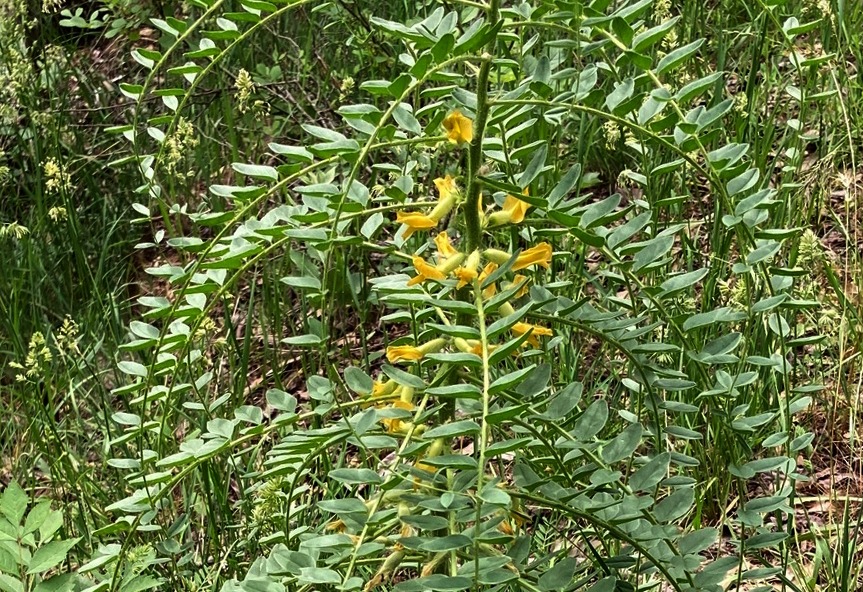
[
  {"left": 484, "top": 242, "right": 552, "bottom": 271},
  {"left": 396, "top": 212, "right": 437, "bottom": 239},
  {"left": 454, "top": 250, "right": 481, "bottom": 289},
  {"left": 395, "top": 176, "right": 459, "bottom": 239},
  {"left": 512, "top": 322, "right": 553, "bottom": 347},
  {"left": 442, "top": 110, "right": 473, "bottom": 144},
  {"left": 478, "top": 262, "right": 499, "bottom": 299},
  {"left": 386, "top": 337, "right": 447, "bottom": 364},
  {"left": 507, "top": 274, "right": 530, "bottom": 298},
  {"left": 513, "top": 242, "right": 552, "bottom": 271},
  {"left": 407, "top": 255, "right": 447, "bottom": 286},
  {"left": 386, "top": 345, "right": 424, "bottom": 363},
  {"left": 381, "top": 399, "right": 414, "bottom": 434},
  {"left": 372, "top": 379, "right": 398, "bottom": 398},
  {"left": 434, "top": 231, "right": 459, "bottom": 262},
  {"left": 429, "top": 175, "right": 458, "bottom": 222},
  {"left": 488, "top": 189, "right": 531, "bottom": 226}
]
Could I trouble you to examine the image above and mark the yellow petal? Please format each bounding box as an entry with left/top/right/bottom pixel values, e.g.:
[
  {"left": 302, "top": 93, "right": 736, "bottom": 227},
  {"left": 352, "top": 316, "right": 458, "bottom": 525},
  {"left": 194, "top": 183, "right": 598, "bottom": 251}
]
[
  {"left": 381, "top": 399, "right": 414, "bottom": 433},
  {"left": 408, "top": 255, "right": 447, "bottom": 286},
  {"left": 453, "top": 250, "right": 480, "bottom": 289},
  {"left": 386, "top": 345, "right": 424, "bottom": 363},
  {"left": 502, "top": 192, "right": 531, "bottom": 224},
  {"left": 429, "top": 176, "right": 458, "bottom": 222},
  {"left": 455, "top": 266, "right": 478, "bottom": 289},
  {"left": 478, "top": 262, "right": 497, "bottom": 282},
  {"left": 396, "top": 211, "right": 437, "bottom": 239},
  {"left": 512, "top": 322, "right": 553, "bottom": 347},
  {"left": 371, "top": 380, "right": 397, "bottom": 398},
  {"left": 510, "top": 274, "right": 530, "bottom": 298},
  {"left": 513, "top": 242, "right": 552, "bottom": 271},
  {"left": 434, "top": 175, "right": 457, "bottom": 201},
  {"left": 414, "top": 257, "right": 447, "bottom": 280},
  {"left": 443, "top": 110, "right": 473, "bottom": 144},
  {"left": 434, "top": 231, "right": 459, "bottom": 261},
  {"left": 415, "top": 461, "right": 436, "bottom": 472},
  {"left": 478, "top": 262, "right": 498, "bottom": 298}
]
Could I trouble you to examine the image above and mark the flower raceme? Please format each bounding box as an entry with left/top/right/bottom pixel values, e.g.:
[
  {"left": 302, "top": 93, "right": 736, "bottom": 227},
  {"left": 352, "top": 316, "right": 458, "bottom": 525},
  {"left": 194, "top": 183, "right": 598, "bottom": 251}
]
[
  {"left": 442, "top": 110, "right": 473, "bottom": 144},
  {"left": 407, "top": 237, "right": 552, "bottom": 290}
]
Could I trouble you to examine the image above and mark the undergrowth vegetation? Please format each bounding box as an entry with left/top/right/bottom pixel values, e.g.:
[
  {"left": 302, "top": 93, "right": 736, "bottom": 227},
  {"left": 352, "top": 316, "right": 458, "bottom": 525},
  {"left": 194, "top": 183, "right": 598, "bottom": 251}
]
[{"left": 2, "top": 0, "right": 863, "bottom": 591}]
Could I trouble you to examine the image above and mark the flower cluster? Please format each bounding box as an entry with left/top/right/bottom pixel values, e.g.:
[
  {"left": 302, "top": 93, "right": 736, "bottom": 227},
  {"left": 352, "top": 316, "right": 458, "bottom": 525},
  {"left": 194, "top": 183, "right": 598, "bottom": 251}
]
[
  {"left": 43, "top": 157, "right": 72, "bottom": 194},
  {"left": 0, "top": 221, "right": 29, "bottom": 240},
  {"left": 387, "top": 113, "right": 555, "bottom": 365},
  {"left": 164, "top": 117, "right": 199, "bottom": 176},
  {"left": 48, "top": 206, "right": 67, "bottom": 222},
  {"left": 56, "top": 316, "right": 79, "bottom": 355},
  {"left": 0, "top": 14, "right": 32, "bottom": 127},
  {"left": 9, "top": 331, "right": 52, "bottom": 382},
  {"left": 339, "top": 76, "right": 355, "bottom": 102},
  {"left": 251, "top": 477, "right": 285, "bottom": 532},
  {"left": 0, "top": 152, "right": 9, "bottom": 185},
  {"left": 42, "top": 0, "right": 62, "bottom": 13},
  {"left": 235, "top": 68, "right": 254, "bottom": 114}
]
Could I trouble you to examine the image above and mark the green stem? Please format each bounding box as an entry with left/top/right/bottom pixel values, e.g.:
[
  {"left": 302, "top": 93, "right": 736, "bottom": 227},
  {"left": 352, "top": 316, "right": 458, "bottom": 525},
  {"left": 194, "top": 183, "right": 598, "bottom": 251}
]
[{"left": 463, "top": 0, "right": 500, "bottom": 252}]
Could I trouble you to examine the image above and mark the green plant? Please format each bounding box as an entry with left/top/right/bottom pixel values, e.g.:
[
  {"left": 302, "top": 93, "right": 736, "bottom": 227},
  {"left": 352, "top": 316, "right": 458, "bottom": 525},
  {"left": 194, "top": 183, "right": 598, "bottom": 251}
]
[
  {"left": 1, "top": 0, "right": 861, "bottom": 592},
  {"left": 0, "top": 482, "right": 80, "bottom": 592},
  {"left": 82, "top": 0, "right": 855, "bottom": 591}
]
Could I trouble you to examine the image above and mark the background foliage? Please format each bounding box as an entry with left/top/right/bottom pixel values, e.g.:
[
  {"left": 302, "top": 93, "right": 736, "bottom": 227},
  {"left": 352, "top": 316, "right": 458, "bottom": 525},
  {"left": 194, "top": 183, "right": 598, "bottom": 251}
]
[{"left": 1, "top": 0, "right": 862, "bottom": 591}]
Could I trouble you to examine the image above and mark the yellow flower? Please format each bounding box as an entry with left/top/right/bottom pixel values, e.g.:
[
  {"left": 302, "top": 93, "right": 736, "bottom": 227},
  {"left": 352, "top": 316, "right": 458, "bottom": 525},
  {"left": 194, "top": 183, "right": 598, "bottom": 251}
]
[
  {"left": 478, "top": 262, "right": 498, "bottom": 299},
  {"left": 371, "top": 379, "right": 398, "bottom": 399},
  {"left": 434, "top": 231, "right": 459, "bottom": 261},
  {"left": 414, "top": 460, "right": 436, "bottom": 475},
  {"left": 434, "top": 175, "right": 457, "bottom": 201},
  {"left": 407, "top": 255, "right": 447, "bottom": 286},
  {"left": 381, "top": 399, "right": 414, "bottom": 434},
  {"left": 454, "top": 337, "right": 497, "bottom": 356},
  {"left": 429, "top": 176, "right": 458, "bottom": 222},
  {"left": 443, "top": 110, "right": 473, "bottom": 144},
  {"left": 508, "top": 274, "right": 530, "bottom": 298},
  {"left": 395, "top": 178, "right": 459, "bottom": 239},
  {"left": 489, "top": 189, "right": 531, "bottom": 226},
  {"left": 386, "top": 338, "right": 446, "bottom": 364},
  {"left": 455, "top": 266, "right": 478, "bottom": 289},
  {"left": 396, "top": 211, "right": 437, "bottom": 239},
  {"left": 325, "top": 518, "right": 347, "bottom": 532},
  {"left": 386, "top": 345, "right": 424, "bottom": 363},
  {"left": 512, "top": 322, "right": 553, "bottom": 348},
  {"left": 513, "top": 242, "right": 552, "bottom": 271},
  {"left": 361, "top": 380, "right": 398, "bottom": 408},
  {"left": 503, "top": 190, "right": 531, "bottom": 223},
  {"left": 454, "top": 250, "right": 480, "bottom": 289}
]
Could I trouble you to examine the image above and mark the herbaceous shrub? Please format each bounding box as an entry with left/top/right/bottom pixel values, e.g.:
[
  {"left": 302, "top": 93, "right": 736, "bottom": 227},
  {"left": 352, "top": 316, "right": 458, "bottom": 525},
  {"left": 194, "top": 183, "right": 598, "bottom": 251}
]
[{"left": 85, "top": 1, "right": 833, "bottom": 591}]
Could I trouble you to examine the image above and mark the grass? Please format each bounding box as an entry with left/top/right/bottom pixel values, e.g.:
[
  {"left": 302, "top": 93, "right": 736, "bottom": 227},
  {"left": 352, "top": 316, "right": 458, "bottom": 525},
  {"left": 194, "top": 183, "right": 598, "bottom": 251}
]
[{"left": 1, "top": 0, "right": 863, "bottom": 591}]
